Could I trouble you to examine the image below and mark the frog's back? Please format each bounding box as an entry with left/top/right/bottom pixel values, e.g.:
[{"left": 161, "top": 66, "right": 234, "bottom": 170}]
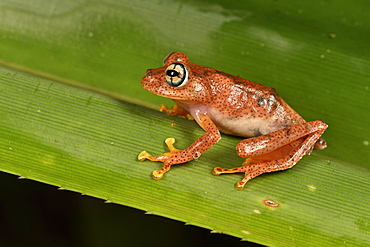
[{"left": 204, "top": 71, "right": 306, "bottom": 137}]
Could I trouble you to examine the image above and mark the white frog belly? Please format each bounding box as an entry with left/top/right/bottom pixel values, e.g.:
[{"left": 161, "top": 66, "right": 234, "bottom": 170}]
[{"left": 207, "top": 107, "right": 288, "bottom": 138}]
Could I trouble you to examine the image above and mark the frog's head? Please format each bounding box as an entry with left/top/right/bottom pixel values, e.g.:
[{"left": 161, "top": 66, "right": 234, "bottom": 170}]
[{"left": 141, "top": 52, "right": 211, "bottom": 103}]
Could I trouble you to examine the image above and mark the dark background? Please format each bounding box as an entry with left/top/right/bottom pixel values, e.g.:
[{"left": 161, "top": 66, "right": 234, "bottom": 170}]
[{"left": 0, "top": 171, "right": 263, "bottom": 247}]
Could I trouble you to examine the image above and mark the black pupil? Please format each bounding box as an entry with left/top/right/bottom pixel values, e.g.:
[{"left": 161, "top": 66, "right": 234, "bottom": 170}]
[{"left": 166, "top": 69, "right": 179, "bottom": 77}]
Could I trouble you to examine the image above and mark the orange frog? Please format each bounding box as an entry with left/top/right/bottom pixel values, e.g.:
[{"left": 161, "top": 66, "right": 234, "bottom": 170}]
[{"left": 138, "top": 52, "right": 328, "bottom": 190}]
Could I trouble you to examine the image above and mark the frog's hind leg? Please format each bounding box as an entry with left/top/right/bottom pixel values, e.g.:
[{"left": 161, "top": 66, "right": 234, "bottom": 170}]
[
  {"left": 213, "top": 138, "right": 304, "bottom": 189},
  {"left": 213, "top": 120, "right": 328, "bottom": 190}
]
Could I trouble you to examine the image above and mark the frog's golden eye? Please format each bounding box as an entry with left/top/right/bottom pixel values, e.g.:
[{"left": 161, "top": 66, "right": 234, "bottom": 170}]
[{"left": 165, "top": 63, "right": 188, "bottom": 88}]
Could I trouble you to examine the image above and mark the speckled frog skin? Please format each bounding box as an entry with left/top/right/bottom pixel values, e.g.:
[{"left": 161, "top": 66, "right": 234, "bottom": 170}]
[{"left": 138, "top": 52, "right": 328, "bottom": 190}]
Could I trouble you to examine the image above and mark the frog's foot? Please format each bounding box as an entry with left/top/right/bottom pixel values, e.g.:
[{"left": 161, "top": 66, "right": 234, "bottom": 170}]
[
  {"left": 213, "top": 158, "right": 264, "bottom": 190},
  {"left": 213, "top": 160, "right": 280, "bottom": 190},
  {"left": 159, "top": 104, "right": 194, "bottom": 120},
  {"left": 138, "top": 138, "right": 181, "bottom": 180}
]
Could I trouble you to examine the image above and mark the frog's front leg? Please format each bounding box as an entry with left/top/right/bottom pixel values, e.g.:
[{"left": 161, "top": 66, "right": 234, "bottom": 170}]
[
  {"left": 159, "top": 104, "right": 194, "bottom": 120},
  {"left": 213, "top": 120, "right": 328, "bottom": 190},
  {"left": 138, "top": 113, "right": 220, "bottom": 179}
]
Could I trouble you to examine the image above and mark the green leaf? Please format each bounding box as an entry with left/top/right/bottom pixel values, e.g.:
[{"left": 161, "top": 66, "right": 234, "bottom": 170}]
[{"left": 1, "top": 0, "right": 370, "bottom": 246}]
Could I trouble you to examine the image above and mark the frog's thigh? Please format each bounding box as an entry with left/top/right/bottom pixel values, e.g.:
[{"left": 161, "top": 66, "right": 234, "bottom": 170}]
[
  {"left": 236, "top": 120, "right": 327, "bottom": 158},
  {"left": 243, "top": 137, "right": 305, "bottom": 163}
]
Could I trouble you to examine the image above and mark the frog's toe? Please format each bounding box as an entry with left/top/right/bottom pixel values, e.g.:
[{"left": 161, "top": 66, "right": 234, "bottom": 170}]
[
  {"left": 212, "top": 167, "right": 223, "bottom": 175},
  {"left": 213, "top": 164, "right": 265, "bottom": 190},
  {"left": 152, "top": 169, "right": 164, "bottom": 180},
  {"left": 138, "top": 151, "right": 153, "bottom": 161},
  {"left": 164, "top": 138, "right": 181, "bottom": 152},
  {"left": 152, "top": 163, "right": 172, "bottom": 180},
  {"left": 212, "top": 166, "right": 247, "bottom": 175},
  {"left": 235, "top": 180, "right": 247, "bottom": 190},
  {"left": 213, "top": 167, "right": 249, "bottom": 190}
]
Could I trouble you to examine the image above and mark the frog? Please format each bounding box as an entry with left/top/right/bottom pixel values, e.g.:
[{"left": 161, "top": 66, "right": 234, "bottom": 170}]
[{"left": 138, "top": 52, "right": 328, "bottom": 190}]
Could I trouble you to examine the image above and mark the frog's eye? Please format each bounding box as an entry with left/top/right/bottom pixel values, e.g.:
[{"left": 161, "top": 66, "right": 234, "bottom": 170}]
[{"left": 165, "top": 63, "right": 189, "bottom": 87}]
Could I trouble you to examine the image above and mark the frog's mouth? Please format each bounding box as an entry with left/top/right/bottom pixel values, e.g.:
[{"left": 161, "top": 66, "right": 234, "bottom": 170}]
[{"left": 141, "top": 75, "right": 184, "bottom": 99}]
